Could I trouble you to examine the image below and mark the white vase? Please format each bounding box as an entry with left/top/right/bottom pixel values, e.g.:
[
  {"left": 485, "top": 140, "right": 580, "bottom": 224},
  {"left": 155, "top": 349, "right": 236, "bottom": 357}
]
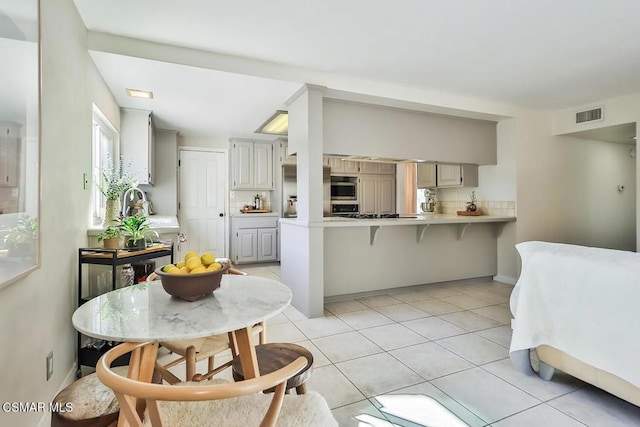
[{"left": 103, "top": 198, "right": 121, "bottom": 227}]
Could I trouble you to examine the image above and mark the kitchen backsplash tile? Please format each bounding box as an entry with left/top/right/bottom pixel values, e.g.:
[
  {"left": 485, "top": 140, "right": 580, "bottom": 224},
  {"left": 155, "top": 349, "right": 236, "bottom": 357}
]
[
  {"left": 229, "top": 190, "right": 272, "bottom": 212},
  {"left": 437, "top": 200, "right": 516, "bottom": 217}
]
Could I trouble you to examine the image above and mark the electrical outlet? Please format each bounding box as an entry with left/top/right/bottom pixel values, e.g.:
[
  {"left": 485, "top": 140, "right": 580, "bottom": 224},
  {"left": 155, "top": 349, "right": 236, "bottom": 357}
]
[{"left": 46, "top": 351, "right": 53, "bottom": 380}]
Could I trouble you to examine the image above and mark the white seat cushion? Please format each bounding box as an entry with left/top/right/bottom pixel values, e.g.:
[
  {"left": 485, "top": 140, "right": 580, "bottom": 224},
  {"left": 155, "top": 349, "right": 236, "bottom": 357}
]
[{"left": 143, "top": 390, "right": 337, "bottom": 427}]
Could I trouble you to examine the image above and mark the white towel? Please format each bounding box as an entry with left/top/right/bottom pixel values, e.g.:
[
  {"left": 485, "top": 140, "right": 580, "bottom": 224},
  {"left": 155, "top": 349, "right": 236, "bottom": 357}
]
[{"left": 510, "top": 241, "right": 640, "bottom": 387}]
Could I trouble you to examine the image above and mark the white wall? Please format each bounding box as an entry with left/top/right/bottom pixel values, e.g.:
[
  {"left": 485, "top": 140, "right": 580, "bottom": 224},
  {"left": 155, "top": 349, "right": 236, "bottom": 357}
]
[
  {"left": 0, "top": 1, "right": 120, "bottom": 425},
  {"left": 553, "top": 94, "right": 640, "bottom": 250},
  {"left": 517, "top": 110, "right": 636, "bottom": 253},
  {"left": 553, "top": 93, "right": 640, "bottom": 136}
]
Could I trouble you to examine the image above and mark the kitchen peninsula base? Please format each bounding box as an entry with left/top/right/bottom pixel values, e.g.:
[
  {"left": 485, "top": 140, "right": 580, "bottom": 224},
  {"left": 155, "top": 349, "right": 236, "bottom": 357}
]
[
  {"left": 324, "top": 223, "right": 499, "bottom": 297},
  {"left": 280, "top": 215, "right": 516, "bottom": 316}
]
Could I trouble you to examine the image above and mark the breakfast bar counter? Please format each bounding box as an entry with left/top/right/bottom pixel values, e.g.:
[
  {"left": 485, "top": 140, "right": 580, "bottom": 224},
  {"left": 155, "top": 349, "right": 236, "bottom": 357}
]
[{"left": 319, "top": 213, "right": 516, "bottom": 227}]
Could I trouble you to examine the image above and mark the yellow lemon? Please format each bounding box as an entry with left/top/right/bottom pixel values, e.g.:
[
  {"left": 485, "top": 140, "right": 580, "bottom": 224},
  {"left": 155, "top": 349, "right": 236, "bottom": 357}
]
[
  {"left": 190, "top": 266, "right": 207, "bottom": 274},
  {"left": 184, "top": 251, "right": 199, "bottom": 262},
  {"left": 207, "top": 262, "right": 222, "bottom": 271},
  {"left": 167, "top": 267, "right": 181, "bottom": 275},
  {"left": 179, "top": 266, "right": 190, "bottom": 275},
  {"left": 176, "top": 260, "right": 186, "bottom": 269},
  {"left": 162, "top": 264, "right": 175, "bottom": 273},
  {"left": 201, "top": 252, "right": 215, "bottom": 266},
  {"left": 185, "top": 256, "right": 202, "bottom": 270}
]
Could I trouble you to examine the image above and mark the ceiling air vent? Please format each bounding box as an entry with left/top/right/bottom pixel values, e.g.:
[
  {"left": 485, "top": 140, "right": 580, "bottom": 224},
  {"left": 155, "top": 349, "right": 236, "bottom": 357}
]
[{"left": 576, "top": 107, "right": 603, "bottom": 124}]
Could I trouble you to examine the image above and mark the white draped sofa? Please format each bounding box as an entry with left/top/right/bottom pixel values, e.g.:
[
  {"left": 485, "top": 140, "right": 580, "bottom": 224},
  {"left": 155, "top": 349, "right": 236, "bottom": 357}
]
[{"left": 510, "top": 241, "right": 640, "bottom": 407}]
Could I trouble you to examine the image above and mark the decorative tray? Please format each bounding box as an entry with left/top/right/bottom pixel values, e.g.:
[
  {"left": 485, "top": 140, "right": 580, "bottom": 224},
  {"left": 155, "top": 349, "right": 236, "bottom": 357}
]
[
  {"left": 456, "top": 210, "right": 482, "bottom": 216},
  {"left": 240, "top": 209, "right": 272, "bottom": 213}
]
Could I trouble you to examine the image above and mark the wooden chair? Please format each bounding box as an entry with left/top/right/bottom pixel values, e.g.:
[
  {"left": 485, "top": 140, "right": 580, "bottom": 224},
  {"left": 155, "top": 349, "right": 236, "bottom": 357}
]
[
  {"left": 152, "top": 265, "right": 266, "bottom": 383},
  {"left": 96, "top": 342, "right": 338, "bottom": 427}
]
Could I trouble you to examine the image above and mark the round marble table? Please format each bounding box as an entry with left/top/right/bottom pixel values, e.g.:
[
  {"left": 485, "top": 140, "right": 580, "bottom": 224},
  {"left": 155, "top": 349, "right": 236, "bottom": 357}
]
[{"left": 73, "top": 275, "right": 292, "bottom": 380}]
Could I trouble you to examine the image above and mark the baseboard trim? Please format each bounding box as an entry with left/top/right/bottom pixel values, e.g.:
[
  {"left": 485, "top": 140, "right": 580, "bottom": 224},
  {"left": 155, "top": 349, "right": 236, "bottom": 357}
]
[
  {"left": 493, "top": 274, "right": 517, "bottom": 285},
  {"left": 37, "top": 363, "right": 78, "bottom": 427},
  {"left": 324, "top": 276, "right": 495, "bottom": 303}
]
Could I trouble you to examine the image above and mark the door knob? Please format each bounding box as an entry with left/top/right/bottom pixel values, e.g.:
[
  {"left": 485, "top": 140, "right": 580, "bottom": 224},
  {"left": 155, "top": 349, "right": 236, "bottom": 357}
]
[{"left": 219, "top": 213, "right": 224, "bottom": 217}]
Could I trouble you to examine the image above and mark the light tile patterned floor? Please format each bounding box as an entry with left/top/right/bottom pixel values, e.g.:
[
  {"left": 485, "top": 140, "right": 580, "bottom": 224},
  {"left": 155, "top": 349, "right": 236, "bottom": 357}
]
[{"left": 162, "top": 263, "right": 640, "bottom": 426}]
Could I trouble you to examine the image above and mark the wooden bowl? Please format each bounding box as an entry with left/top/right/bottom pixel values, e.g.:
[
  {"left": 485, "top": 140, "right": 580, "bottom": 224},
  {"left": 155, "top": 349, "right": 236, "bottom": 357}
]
[{"left": 154, "top": 262, "right": 229, "bottom": 301}]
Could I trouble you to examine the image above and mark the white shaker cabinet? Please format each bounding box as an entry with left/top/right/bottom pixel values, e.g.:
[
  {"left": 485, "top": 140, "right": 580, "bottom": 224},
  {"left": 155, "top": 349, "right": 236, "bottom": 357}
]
[
  {"left": 359, "top": 175, "right": 396, "bottom": 215},
  {"left": 231, "top": 139, "right": 273, "bottom": 190},
  {"left": 121, "top": 108, "right": 155, "bottom": 186}
]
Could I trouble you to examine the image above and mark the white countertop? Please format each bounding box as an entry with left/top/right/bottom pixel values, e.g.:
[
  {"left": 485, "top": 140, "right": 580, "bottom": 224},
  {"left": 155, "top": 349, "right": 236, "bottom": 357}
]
[
  {"left": 72, "top": 275, "right": 292, "bottom": 342},
  {"left": 230, "top": 212, "right": 280, "bottom": 217},
  {"left": 281, "top": 213, "right": 516, "bottom": 227},
  {"left": 87, "top": 215, "right": 180, "bottom": 235}
]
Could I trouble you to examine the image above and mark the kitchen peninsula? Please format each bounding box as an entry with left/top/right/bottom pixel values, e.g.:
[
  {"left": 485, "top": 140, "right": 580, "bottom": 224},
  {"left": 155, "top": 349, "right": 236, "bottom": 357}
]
[{"left": 281, "top": 213, "right": 515, "bottom": 298}]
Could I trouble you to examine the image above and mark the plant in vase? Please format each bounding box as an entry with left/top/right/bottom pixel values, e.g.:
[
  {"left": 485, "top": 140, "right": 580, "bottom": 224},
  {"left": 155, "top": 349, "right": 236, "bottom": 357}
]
[
  {"left": 3, "top": 214, "right": 38, "bottom": 257},
  {"left": 120, "top": 215, "right": 158, "bottom": 250},
  {"left": 466, "top": 191, "right": 478, "bottom": 212},
  {"left": 97, "top": 156, "right": 136, "bottom": 227},
  {"left": 97, "top": 226, "right": 122, "bottom": 250}
]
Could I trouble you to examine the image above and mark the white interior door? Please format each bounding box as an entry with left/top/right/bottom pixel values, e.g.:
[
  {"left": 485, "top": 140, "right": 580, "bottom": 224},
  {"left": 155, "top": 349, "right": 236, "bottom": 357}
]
[{"left": 178, "top": 149, "right": 227, "bottom": 261}]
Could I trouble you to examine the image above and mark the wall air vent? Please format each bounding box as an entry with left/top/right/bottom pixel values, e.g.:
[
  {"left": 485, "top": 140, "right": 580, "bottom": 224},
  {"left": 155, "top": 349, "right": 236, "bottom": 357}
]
[{"left": 576, "top": 107, "right": 603, "bottom": 124}]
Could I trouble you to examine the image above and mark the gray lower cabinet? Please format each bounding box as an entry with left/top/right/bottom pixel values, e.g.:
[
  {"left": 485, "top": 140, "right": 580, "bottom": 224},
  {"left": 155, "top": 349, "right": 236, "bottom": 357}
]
[{"left": 232, "top": 215, "right": 278, "bottom": 264}]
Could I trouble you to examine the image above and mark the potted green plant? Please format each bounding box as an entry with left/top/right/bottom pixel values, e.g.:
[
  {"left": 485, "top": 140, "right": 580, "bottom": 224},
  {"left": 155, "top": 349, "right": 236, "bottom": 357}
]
[
  {"left": 3, "top": 215, "right": 38, "bottom": 257},
  {"left": 97, "top": 226, "right": 122, "bottom": 250},
  {"left": 120, "top": 215, "right": 158, "bottom": 250},
  {"left": 97, "top": 156, "right": 136, "bottom": 227}
]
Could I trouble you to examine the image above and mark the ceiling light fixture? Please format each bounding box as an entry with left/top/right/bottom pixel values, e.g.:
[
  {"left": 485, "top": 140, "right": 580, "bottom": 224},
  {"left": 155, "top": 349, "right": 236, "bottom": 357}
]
[
  {"left": 256, "top": 110, "right": 288, "bottom": 135},
  {"left": 126, "top": 88, "right": 154, "bottom": 99}
]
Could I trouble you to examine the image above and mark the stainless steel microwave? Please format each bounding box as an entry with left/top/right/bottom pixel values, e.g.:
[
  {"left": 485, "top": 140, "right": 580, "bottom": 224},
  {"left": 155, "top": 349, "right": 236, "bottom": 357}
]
[{"left": 330, "top": 178, "right": 357, "bottom": 200}]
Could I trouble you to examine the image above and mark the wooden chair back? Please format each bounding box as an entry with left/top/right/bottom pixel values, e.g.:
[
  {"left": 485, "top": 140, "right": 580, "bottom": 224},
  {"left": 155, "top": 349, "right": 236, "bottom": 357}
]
[{"left": 96, "top": 342, "right": 307, "bottom": 427}]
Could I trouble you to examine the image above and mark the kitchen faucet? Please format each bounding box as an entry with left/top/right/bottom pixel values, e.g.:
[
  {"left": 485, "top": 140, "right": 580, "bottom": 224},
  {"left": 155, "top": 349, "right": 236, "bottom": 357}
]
[{"left": 121, "top": 187, "right": 147, "bottom": 216}]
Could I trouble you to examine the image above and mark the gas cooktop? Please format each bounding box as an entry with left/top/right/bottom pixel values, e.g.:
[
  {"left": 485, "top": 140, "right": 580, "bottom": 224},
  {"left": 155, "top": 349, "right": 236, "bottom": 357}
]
[{"left": 343, "top": 213, "right": 400, "bottom": 219}]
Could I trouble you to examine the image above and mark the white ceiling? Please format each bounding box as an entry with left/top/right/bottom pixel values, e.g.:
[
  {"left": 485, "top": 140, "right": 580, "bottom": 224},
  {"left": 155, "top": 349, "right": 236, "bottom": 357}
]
[{"left": 73, "top": 0, "right": 640, "bottom": 139}]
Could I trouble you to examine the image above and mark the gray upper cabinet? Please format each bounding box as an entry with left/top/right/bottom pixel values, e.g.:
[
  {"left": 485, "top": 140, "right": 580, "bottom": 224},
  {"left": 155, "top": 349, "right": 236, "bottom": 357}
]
[
  {"left": 417, "top": 163, "right": 478, "bottom": 188},
  {"left": 359, "top": 162, "right": 396, "bottom": 175},
  {"left": 0, "top": 123, "right": 20, "bottom": 187},
  {"left": 436, "top": 163, "right": 462, "bottom": 187},
  {"left": 416, "top": 163, "right": 436, "bottom": 188},
  {"left": 327, "top": 157, "right": 359, "bottom": 175},
  {"left": 231, "top": 139, "right": 273, "bottom": 190},
  {"left": 121, "top": 108, "right": 155, "bottom": 186}
]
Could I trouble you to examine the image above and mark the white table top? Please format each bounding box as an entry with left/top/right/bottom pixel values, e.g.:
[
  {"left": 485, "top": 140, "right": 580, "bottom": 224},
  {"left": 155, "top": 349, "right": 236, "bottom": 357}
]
[{"left": 72, "top": 275, "right": 292, "bottom": 342}]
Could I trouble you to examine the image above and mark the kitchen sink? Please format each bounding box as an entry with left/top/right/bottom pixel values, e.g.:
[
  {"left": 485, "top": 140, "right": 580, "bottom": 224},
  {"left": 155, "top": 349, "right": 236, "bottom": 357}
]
[{"left": 147, "top": 215, "right": 179, "bottom": 228}]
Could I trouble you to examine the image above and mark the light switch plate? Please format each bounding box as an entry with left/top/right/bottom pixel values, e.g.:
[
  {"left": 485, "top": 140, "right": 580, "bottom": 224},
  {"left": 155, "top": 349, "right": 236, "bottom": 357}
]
[
  {"left": 83, "top": 173, "right": 89, "bottom": 190},
  {"left": 46, "top": 351, "right": 53, "bottom": 380}
]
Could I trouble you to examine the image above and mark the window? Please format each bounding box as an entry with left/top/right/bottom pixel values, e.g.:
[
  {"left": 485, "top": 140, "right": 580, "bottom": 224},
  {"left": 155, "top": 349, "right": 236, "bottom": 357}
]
[{"left": 92, "top": 105, "right": 119, "bottom": 225}]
